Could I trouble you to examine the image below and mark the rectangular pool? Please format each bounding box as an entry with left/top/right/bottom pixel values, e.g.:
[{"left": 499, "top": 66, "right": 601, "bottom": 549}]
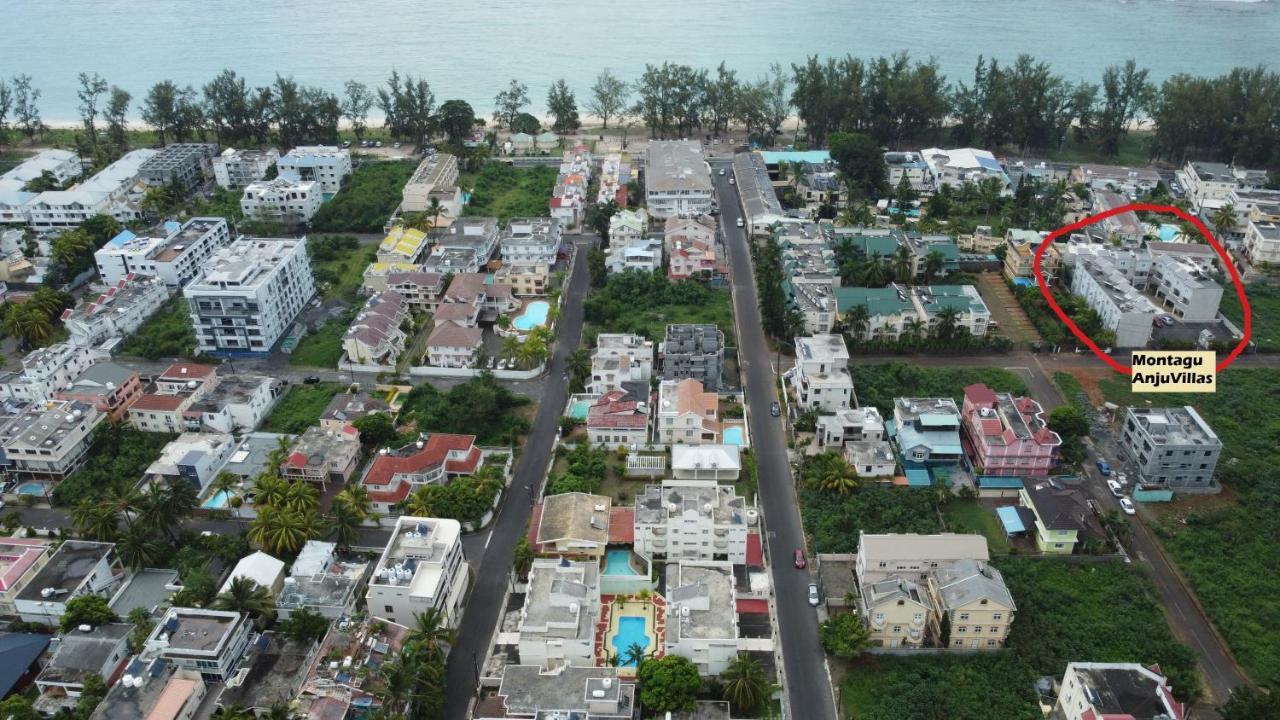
[
  {"left": 604, "top": 549, "right": 639, "bottom": 576},
  {"left": 723, "top": 427, "right": 744, "bottom": 446}
]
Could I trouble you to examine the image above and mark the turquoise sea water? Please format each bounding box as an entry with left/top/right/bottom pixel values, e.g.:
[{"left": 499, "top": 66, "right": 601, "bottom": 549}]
[{"left": 3, "top": 0, "right": 1277, "bottom": 122}]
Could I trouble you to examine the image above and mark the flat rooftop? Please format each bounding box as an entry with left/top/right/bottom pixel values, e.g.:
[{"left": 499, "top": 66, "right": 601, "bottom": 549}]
[
  {"left": 156, "top": 608, "right": 243, "bottom": 654},
  {"left": 1128, "top": 406, "right": 1219, "bottom": 446},
  {"left": 218, "top": 633, "right": 314, "bottom": 710},
  {"left": 188, "top": 238, "right": 303, "bottom": 290},
  {"left": 636, "top": 482, "right": 747, "bottom": 526},
  {"left": 647, "top": 141, "right": 711, "bottom": 194},
  {"left": 372, "top": 517, "right": 461, "bottom": 600},
  {"left": 666, "top": 562, "right": 736, "bottom": 641},
  {"left": 520, "top": 559, "right": 598, "bottom": 642},
  {"left": 497, "top": 665, "right": 634, "bottom": 718},
  {"left": 16, "top": 540, "right": 113, "bottom": 601}
]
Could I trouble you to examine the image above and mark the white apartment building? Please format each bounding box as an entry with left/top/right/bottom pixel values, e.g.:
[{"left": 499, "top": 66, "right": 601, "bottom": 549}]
[
  {"left": 184, "top": 237, "right": 316, "bottom": 355},
  {"left": 63, "top": 275, "right": 169, "bottom": 347},
  {"left": 884, "top": 152, "right": 935, "bottom": 193},
  {"left": 1059, "top": 242, "right": 1152, "bottom": 286},
  {"left": 788, "top": 277, "right": 840, "bottom": 335},
  {"left": 588, "top": 334, "right": 654, "bottom": 395},
  {"left": 606, "top": 236, "right": 663, "bottom": 274},
  {"left": 1177, "top": 160, "right": 1266, "bottom": 210},
  {"left": 634, "top": 481, "right": 755, "bottom": 564},
  {"left": 517, "top": 558, "right": 600, "bottom": 669},
  {"left": 1243, "top": 220, "right": 1280, "bottom": 266},
  {"left": 146, "top": 432, "right": 236, "bottom": 493},
  {"left": 212, "top": 148, "right": 279, "bottom": 189},
  {"left": 401, "top": 152, "right": 461, "bottom": 216},
  {"left": 0, "top": 342, "right": 104, "bottom": 404},
  {"left": 145, "top": 608, "right": 254, "bottom": 683},
  {"left": 14, "top": 540, "right": 123, "bottom": 624},
  {"left": 366, "top": 516, "right": 469, "bottom": 628},
  {"left": 786, "top": 334, "right": 853, "bottom": 412},
  {"left": 1070, "top": 260, "right": 1159, "bottom": 348},
  {"left": 500, "top": 217, "right": 562, "bottom": 264},
  {"left": 664, "top": 561, "right": 738, "bottom": 676},
  {"left": 609, "top": 208, "right": 647, "bottom": 247},
  {"left": 645, "top": 141, "right": 713, "bottom": 218},
  {"left": 1147, "top": 255, "right": 1223, "bottom": 322},
  {"left": 94, "top": 217, "right": 232, "bottom": 288},
  {"left": 187, "top": 374, "right": 279, "bottom": 433},
  {"left": 1070, "top": 163, "right": 1161, "bottom": 196},
  {"left": 1, "top": 149, "right": 83, "bottom": 187},
  {"left": 0, "top": 400, "right": 103, "bottom": 481},
  {"left": 919, "top": 147, "right": 1010, "bottom": 194},
  {"left": 277, "top": 146, "right": 351, "bottom": 194},
  {"left": 24, "top": 149, "right": 157, "bottom": 231},
  {"left": 240, "top": 177, "right": 323, "bottom": 223}
]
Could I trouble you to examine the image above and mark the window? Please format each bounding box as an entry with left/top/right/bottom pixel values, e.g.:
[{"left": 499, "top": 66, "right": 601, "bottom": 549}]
[
  {"left": 912, "top": 613, "right": 923, "bottom": 623},
  {"left": 987, "top": 639, "right": 997, "bottom": 647},
  {"left": 873, "top": 613, "right": 884, "bottom": 623},
  {"left": 991, "top": 613, "right": 1002, "bottom": 620},
  {"left": 384, "top": 605, "right": 393, "bottom": 613},
  {"left": 957, "top": 626, "right": 967, "bottom": 633},
  {"left": 892, "top": 625, "right": 902, "bottom": 633},
  {"left": 990, "top": 626, "right": 1000, "bottom": 633},
  {"left": 958, "top": 612, "right": 969, "bottom": 620}
]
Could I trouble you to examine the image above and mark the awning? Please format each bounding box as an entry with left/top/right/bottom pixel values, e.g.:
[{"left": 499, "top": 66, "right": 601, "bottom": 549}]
[
  {"left": 736, "top": 598, "right": 769, "bottom": 614},
  {"left": 905, "top": 468, "right": 932, "bottom": 487},
  {"left": 997, "top": 505, "right": 1026, "bottom": 534}
]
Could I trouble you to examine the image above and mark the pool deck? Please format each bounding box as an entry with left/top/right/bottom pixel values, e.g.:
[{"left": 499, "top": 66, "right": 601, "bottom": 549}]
[{"left": 596, "top": 595, "right": 667, "bottom": 675}]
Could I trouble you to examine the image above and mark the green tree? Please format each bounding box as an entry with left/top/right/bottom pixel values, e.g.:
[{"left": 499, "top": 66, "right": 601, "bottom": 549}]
[
  {"left": 280, "top": 607, "right": 331, "bottom": 644},
  {"left": 127, "top": 606, "right": 155, "bottom": 654},
  {"left": 493, "top": 79, "right": 530, "bottom": 129},
  {"left": 327, "top": 498, "right": 364, "bottom": 550},
  {"left": 721, "top": 654, "right": 771, "bottom": 715},
  {"left": 1096, "top": 59, "right": 1152, "bottom": 157},
  {"left": 341, "top": 80, "right": 374, "bottom": 143},
  {"left": 587, "top": 199, "right": 619, "bottom": 245},
  {"left": 566, "top": 348, "right": 591, "bottom": 392},
  {"left": 1049, "top": 405, "right": 1090, "bottom": 442},
  {"left": 1220, "top": 687, "right": 1280, "bottom": 720},
  {"left": 11, "top": 74, "right": 43, "bottom": 145},
  {"left": 0, "top": 696, "right": 40, "bottom": 720},
  {"left": 1211, "top": 203, "right": 1238, "bottom": 237},
  {"left": 588, "top": 247, "right": 608, "bottom": 288},
  {"left": 213, "top": 577, "right": 277, "bottom": 627},
  {"left": 60, "top": 595, "right": 118, "bottom": 632},
  {"left": 546, "top": 78, "right": 580, "bottom": 133},
  {"left": 71, "top": 499, "right": 118, "bottom": 541},
  {"left": 843, "top": 304, "right": 871, "bottom": 341},
  {"left": 104, "top": 85, "right": 131, "bottom": 157},
  {"left": 819, "top": 612, "right": 871, "bottom": 658},
  {"left": 435, "top": 99, "right": 477, "bottom": 144},
  {"left": 116, "top": 524, "right": 164, "bottom": 571},
  {"left": 375, "top": 70, "right": 435, "bottom": 144},
  {"left": 636, "top": 655, "right": 702, "bottom": 713},
  {"left": 247, "top": 506, "right": 317, "bottom": 556},
  {"left": 808, "top": 451, "right": 859, "bottom": 495},
  {"left": 587, "top": 68, "right": 629, "bottom": 129},
  {"left": 407, "top": 607, "right": 457, "bottom": 655},
  {"left": 829, "top": 131, "right": 888, "bottom": 200},
  {"left": 622, "top": 642, "right": 648, "bottom": 667},
  {"left": 923, "top": 250, "right": 945, "bottom": 282},
  {"left": 76, "top": 72, "right": 108, "bottom": 157},
  {"left": 353, "top": 412, "right": 397, "bottom": 446},
  {"left": 892, "top": 245, "right": 913, "bottom": 283}
]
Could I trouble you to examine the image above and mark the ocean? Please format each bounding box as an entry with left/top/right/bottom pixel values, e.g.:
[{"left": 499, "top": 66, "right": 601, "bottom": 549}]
[{"left": 2, "top": 0, "right": 1277, "bottom": 122}]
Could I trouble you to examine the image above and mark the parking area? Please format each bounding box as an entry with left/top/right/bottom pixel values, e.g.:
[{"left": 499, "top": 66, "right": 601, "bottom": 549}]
[{"left": 975, "top": 271, "right": 1042, "bottom": 345}]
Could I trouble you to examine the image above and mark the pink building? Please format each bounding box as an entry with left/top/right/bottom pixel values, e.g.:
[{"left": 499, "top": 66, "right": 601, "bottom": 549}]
[{"left": 961, "top": 383, "right": 1061, "bottom": 476}]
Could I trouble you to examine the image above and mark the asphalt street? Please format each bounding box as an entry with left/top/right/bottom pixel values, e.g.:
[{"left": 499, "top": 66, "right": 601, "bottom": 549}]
[{"left": 713, "top": 160, "right": 839, "bottom": 720}]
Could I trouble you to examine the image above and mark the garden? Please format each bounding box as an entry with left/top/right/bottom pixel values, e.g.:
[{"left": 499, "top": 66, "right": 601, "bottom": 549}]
[
  {"left": 584, "top": 269, "right": 735, "bottom": 345},
  {"left": 52, "top": 426, "right": 176, "bottom": 506},
  {"left": 395, "top": 373, "right": 531, "bottom": 446},
  {"left": 310, "top": 160, "right": 418, "bottom": 232},
  {"left": 117, "top": 298, "right": 197, "bottom": 361}
]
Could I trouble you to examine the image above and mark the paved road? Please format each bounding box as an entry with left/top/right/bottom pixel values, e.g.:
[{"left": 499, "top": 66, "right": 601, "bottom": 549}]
[
  {"left": 442, "top": 237, "right": 592, "bottom": 720},
  {"left": 712, "top": 160, "right": 838, "bottom": 720}
]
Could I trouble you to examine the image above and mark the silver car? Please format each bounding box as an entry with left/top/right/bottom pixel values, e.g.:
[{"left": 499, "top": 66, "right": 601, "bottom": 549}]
[{"left": 807, "top": 583, "right": 820, "bottom": 607}]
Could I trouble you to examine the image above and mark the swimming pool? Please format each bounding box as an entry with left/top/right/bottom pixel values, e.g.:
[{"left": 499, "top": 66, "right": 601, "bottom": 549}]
[
  {"left": 723, "top": 427, "right": 745, "bottom": 446},
  {"left": 568, "top": 400, "right": 590, "bottom": 421},
  {"left": 202, "top": 490, "right": 232, "bottom": 509},
  {"left": 15, "top": 482, "right": 44, "bottom": 496},
  {"left": 512, "top": 301, "right": 550, "bottom": 332},
  {"left": 611, "top": 616, "right": 650, "bottom": 666},
  {"left": 1158, "top": 224, "right": 1180, "bottom": 242},
  {"left": 604, "top": 549, "right": 640, "bottom": 576}
]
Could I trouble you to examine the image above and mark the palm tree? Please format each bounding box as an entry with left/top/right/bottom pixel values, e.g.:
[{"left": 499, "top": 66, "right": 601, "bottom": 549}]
[
  {"left": 212, "top": 472, "right": 242, "bottom": 527},
  {"left": 261, "top": 702, "right": 297, "bottom": 720},
  {"left": 892, "top": 246, "right": 913, "bottom": 283},
  {"left": 104, "top": 487, "right": 142, "bottom": 529},
  {"left": 842, "top": 305, "right": 870, "bottom": 342},
  {"left": 499, "top": 334, "right": 521, "bottom": 362},
  {"left": 721, "top": 654, "right": 770, "bottom": 714},
  {"left": 933, "top": 306, "right": 961, "bottom": 343},
  {"left": 213, "top": 576, "right": 277, "bottom": 627},
  {"left": 3, "top": 305, "right": 53, "bottom": 348},
  {"left": 280, "top": 481, "right": 319, "bottom": 514},
  {"left": 267, "top": 435, "right": 294, "bottom": 471},
  {"left": 379, "top": 651, "right": 419, "bottom": 715},
  {"left": 904, "top": 317, "right": 927, "bottom": 346},
  {"left": 327, "top": 499, "right": 363, "bottom": 551},
  {"left": 404, "top": 487, "right": 435, "bottom": 518},
  {"left": 427, "top": 196, "right": 444, "bottom": 238},
  {"left": 924, "top": 249, "right": 945, "bottom": 281},
  {"left": 516, "top": 334, "right": 547, "bottom": 368},
  {"left": 252, "top": 473, "right": 289, "bottom": 510},
  {"left": 116, "top": 524, "right": 164, "bottom": 571},
  {"left": 566, "top": 347, "right": 590, "bottom": 390},
  {"left": 247, "top": 506, "right": 314, "bottom": 556},
  {"left": 213, "top": 705, "right": 255, "bottom": 720},
  {"left": 622, "top": 642, "right": 648, "bottom": 667},
  {"left": 407, "top": 607, "right": 457, "bottom": 656},
  {"left": 813, "top": 453, "right": 859, "bottom": 495},
  {"left": 1211, "top": 203, "right": 1237, "bottom": 238},
  {"left": 861, "top": 253, "right": 888, "bottom": 287},
  {"left": 71, "top": 499, "right": 118, "bottom": 541},
  {"left": 137, "top": 482, "right": 183, "bottom": 542},
  {"left": 335, "top": 485, "right": 378, "bottom": 527}
]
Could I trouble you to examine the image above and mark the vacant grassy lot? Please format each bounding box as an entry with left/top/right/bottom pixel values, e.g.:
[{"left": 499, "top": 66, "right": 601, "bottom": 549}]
[
  {"left": 261, "top": 382, "right": 345, "bottom": 434},
  {"left": 848, "top": 363, "right": 1028, "bottom": 416},
  {"left": 459, "top": 163, "right": 558, "bottom": 224}
]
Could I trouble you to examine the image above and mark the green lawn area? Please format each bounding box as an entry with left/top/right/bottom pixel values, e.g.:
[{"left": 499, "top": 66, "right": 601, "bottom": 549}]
[
  {"left": 1093, "top": 369, "right": 1280, "bottom": 687},
  {"left": 459, "top": 163, "right": 558, "bottom": 224},
  {"left": 118, "top": 297, "right": 196, "bottom": 360},
  {"left": 311, "top": 160, "right": 418, "bottom": 232},
  {"left": 841, "top": 558, "right": 1199, "bottom": 720},
  {"left": 584, "top": 270, "right": 736, "bottom": 345},
  {"left": 261, "top": 382, "right": 345, "bottom": 434},
  {"left": 800, "top": 486, "right": 943, "bottom": 554},
  {"left": 309, "top": 235, "right": 376, "bottom": 303},
  {"left": 848, "top": 363, "right": 1028, "bottom": 416},
  {"left": 1052, "top": 371, "right": 1089, "bottom": 412},
  {"left": 942, "top": 500, "right": 1010, "bottom": 554},
  {"left": 288, "top": 312, "right": 353, "bottom": 368},
  {"left": 1220, "top": 281, "right": 1278, "bottom": 352},
  {"left": 1041, "top": 130, "right": 1154, "bottom": 168}
]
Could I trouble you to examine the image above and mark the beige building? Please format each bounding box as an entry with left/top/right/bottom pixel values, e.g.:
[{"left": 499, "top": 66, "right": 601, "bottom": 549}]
[
  {"left": 927, "top": 559, "right": 1015, "bottom": 650},
  {"left": 656, "top": 378, "right": 720, "bottom": 445},
  {"left": 856, "top": 532, "right": 990, "bottom": 585},
  {"left": 280, "top": 424, "right": 362, "bottom": 488},
  {"left": 859, "top": 577, "right": 933, "bottom": 648},
  {"left": 1003, "top": 229, "right": 1061, "bottom": 284},
  {"left": 401, "top": 153, "right": 461, "bottom": 216},
  {"left": 495, "top": 260, "right": 550, "bottom": 297},
  {"left": 533, "top": 492, "right": 611, "bottom": 557}
]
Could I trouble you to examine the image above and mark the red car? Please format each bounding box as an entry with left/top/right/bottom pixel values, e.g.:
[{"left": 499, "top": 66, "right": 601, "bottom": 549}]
[{"left": 793, "top": 549, "right": 807, "bottom": 569}]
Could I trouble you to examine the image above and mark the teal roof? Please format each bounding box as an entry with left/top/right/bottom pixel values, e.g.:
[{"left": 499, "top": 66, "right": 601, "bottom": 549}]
[
  {"left": 919, "top": 414, "right": 956, "bottom": 427},
  {"left": 760, "top": 150, "right": 831, "bottom": 165},
  {"left": 842, "top": 234, "right": 900, "bottom": 257},
  {"left": 834, "top": 286, "right": 914, "bottom": 317},
  {"left": 905, "top": 468, "right": 932, "bottom": 487},
  {"left": 977, "top": 476, "right": 1025, "bottom": 489},
  {"left": 997, "top": 506, "right": 1026, "bottom": 533}
]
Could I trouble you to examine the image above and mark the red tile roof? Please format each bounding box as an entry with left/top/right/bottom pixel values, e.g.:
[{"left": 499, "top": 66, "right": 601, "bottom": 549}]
[
  {"left": 736, "top": 598, "right": 769, "bottom": 614},
  {"left": 608, "top": 508, "right": 635, "bottom": 544},
  {"left": 362, "top": 434, "right": 479, "bottom": 487},
  {"left": 130, "top": 393, "right": 186, "bottom": 411},
  {"left": 160, "top": 363, "right": 215, "bottom": 380},
  {"left": 746, "top": 532, "right": 763, "bottom": 567},
  {"left": 528, "top": 504, "right": 545, "bottom": 550}
]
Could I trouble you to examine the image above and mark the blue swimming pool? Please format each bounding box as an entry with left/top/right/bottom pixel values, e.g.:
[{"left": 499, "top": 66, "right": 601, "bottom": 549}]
[
  {"left": 512, "top": 301, "right": 550, "bottom": 332},
  {"left": 202, "top": 490, "right": 232, "bottom": 509},
  {"left": 568, "top": 399, "right": 590, "bottom": 421},
  {"left": 1158, "top": 224, "right": 1180, "bottom": 242},
  {"left": 611, "top": 616, "right": 650, "bottom": 666},
  {"left": 604, "top": 549, "right": 639, "bottom": 576},
  {"left": 15, "top": 482, "right": 44, "bottom": 496},
  {"left": 723, "top": 427, "right": 745, "bottom": 446}
]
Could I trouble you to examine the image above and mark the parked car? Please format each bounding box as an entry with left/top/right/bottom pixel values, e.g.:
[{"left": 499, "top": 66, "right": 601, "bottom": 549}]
[
  {"left": 718, "top": 168, "right": 726, "bottom": 176},
  {"left": 1107, "top": 479, "right": 1124, "bottom": 497},
  {"left": 1119, "top": 497, "right": 1136, "bottom": 515},
  {"left": 1087, "top": 498, "right": 1101, "bottom": 516},
  {"left": 793, "top": 549, "right": 806, "bottom": 569},
  {"left": 728, "top": 177, "right": 735, "bottom": 185},
  {"left": 393, "top": 142, "right": 401, "bottom": 149},
  {"left": 303, "top": 375, "right": 321, "bottom": 385},
  {"left": 341, "top": 140, "right": 351, "bottom": 148},
  {"left": 770, "top": 401, "right": 781, "bottom": 417},
  {"left": 1096, "top": 459, "right": 1112, "bottom": 476},
  {"left": 807, "top": 583, "right": 821, "bottom": 607},
  {"left": 736, "top": 217, "right": 744, "bottom": 228},
  {"left": 1115, "top": 473, "right": 1128, "bottom": 486}
]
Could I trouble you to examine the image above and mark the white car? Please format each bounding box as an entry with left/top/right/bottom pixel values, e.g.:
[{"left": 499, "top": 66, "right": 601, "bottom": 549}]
[
  {"left": 735, "top": 218, "right": 744, "bottom": 228},
  {"left": 1119, "top": 497, "right": 1136, "bottom": 515},
  {"left": 728, "top": 177, "right": 735, "bottom": 185},
  {"left": 1106, "top": 480, "right": 1123, "bottom": 497},
  {"left": 807, "top": 583, "right": 821, "bottom": 607},
  {"left": 1115, "top": 473, "right": 1128, "bottom": 486},
  {"left": 718, "top": 168, "right": 726, "bottom": 176}
]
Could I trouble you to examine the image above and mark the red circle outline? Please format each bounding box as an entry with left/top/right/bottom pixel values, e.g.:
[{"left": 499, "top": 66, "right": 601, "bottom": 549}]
[{"left": 1033, "top": 203, "right": 1252, "bottom": 375}]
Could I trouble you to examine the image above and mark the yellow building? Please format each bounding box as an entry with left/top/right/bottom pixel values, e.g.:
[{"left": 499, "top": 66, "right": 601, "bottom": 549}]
[
  {"left": 928, "top": 559, "right": 1016, "bottom": 650},
  {"left": 1003, "top": 229, "right": 1060, "bottom": 284},
  {"left": 859, "top": 577, "right": 933, "bottom": 648},
  {"left": 1018, "top": 481, "right": 1093, "bottom": 554},
  {"left": 376, "top": 225, "right": 430, "bottom": 264}
]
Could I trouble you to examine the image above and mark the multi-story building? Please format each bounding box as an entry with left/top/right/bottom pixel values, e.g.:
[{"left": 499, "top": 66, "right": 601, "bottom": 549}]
[
  {"left": 1019, "top": 479, "right": 1096, "bottom": 555},
  {"left": 588, "top": 334, "right": 653, "bottom": 396},
  {"left": 320, "top": 393, "right": 390, "bottom": 432},
  {"left": 0, "top": 401, "right": 102, "bottom": 481},
  {"left": 1002, "top": 229, "right": 1060, "bottom": 284},
  {"left": 366, "top": 516, "right": 469, "bottom": 628},
  {"left": 1119, "top": 406, "right": 1222, "bottom": 494},
  {"left": 855, "top": 532, "right": 990, "bottom": 586},
  {"left": 1069, "top": 163, "right": 1161, "bottom": 196},
  {"left": 63, "top": 275, "right": 169, "bottom": 347},
  {"left": 1070, "top": 259, "right": 1159, "bottom": 348},
  {"left": 145, "top": 432, "right": 236, "bottom": 493},
  {"left": 659, "top": 324, "right": 724, "bottom": 391},
  {"left": 645, "top": 141, "right": 713, "bottom": 218},
  {"left": 597, "top": 153, "right": 631, "bottom": 206},
  {"left": 343, "top": 290, "right": 408, "bottom": 366},
  {"left": 500, "top": 217, "right": 562, "bottom": 265},
  {"left": 0, "top": 537, "right": 52, "bottom": 617},
  {"left": 884, "top": 151, "right": 935, "bottom": 193},
  {"left": 926, "top": 559, "right": 1016, "bottom": 650},
  {"left": 146, "top": 607, "right": 254, "bottom": 682},
  {"left": 859, "top": 576, "right": 933, "bottom": 648},
  {"left": 401, "top": 152, "right": 461, "bottom": 217},
  {"left": 186, "top": 374, "right": 280, "bottom": 433},
  {"left": 787, "top": 277, "right": 839, "bottom": 335},
  {"left": 918, "top": 147, "right": 1010, "bottom": 194},
  {"left": 184, "top": 237, "right": 316, "bottom": 355},
  {"left": 0, "top": 148, "right": 82, "bottom": 187},
  {"left": 733, "top": 151, "right": 787, "bottom": 234},
  {"left": 494, "top": 260, "right": 550, "bottom": 297},
  {"left": 657, "top": 379, "right": 720, "bottom": 445},
  {"left": 634, "top": 480, "right": 754, "bottom": 564},
  {"left": 608, "top": 208, "right": 647, "bottom": 248},
  {"left": 384, "top": 270, "right": 445, "bottom": 311},
  {"left": 893, "top": 397, "right": 964, "bottom": 467},
  {"left": 87, "top": 662, "right": 206, "bottom": 720},
  {"left": 24, "top": 149, "right": 157, "bottom": 231},
  {"left": 94, "top": 217, "right": 232, "bottom": 288},
  {"left": 517, "top": 558, "right": 600, "bottom": 668},
  {"left": 276, "top": 540, "right": 368, "bottom": 619},
  {"left": 359, "top": 434, "right": 483, "bottom": 514},
  {"left": 1243, "top": 219, "right": 1280, "bottom": 266},
  {"left": 280, "top": 424, "right": 361, "bottom": 488},
  {"left": 212, "top": 147, "right": 280, "bottom": 189},
  {"left": 138, "top": 143, "right": 217, "bottom": 191},
  {"left": 961, "top": 383, "right": 1061, "bottom": 477},
  {"left": 0, "top": 342, "right": 103, "bottom": 404},
  {"left": 786, "top": 334, "right": 853, "bottom": 412},
  {"left": 486, "top": 666, "right": 634, "bottom": 720},
  {"left": 425, "top": 320, "right": 483, "bottom": 368},
  {"left": 423, "top": 216, "right": 500, "bottom": 273},
  {"left": 816, "top": 407, "right": 896, "bottom": 477},
  {"left": 1177, "top": 160, "right": 1267, "bottom": 210},
  {"left": 277, "top": 146, "right": 351, "bottom": 194},
  {"left": 834, "top": 285, "right": 920, "bottom": 342},
  {"left": 240, "top": 177, "right": 323, "bottom": 223},
  {"left": 585, "top": 390, "right": 650, "bottom": 448},
  {"left": 664, "top": 561, "right": 738, "bottom": 675},
  {"left": 1052, "top": 662, "right": 1187, "bottom": 720},
  {"left": 376, "top": 226, "right": 430, "bottom": 264},
  {"left": 1091, "top": 190, "right": 1146, "bottom": 244},
  {"left": 605, "top": 236, "right": 662, "bottom": 274},
  {"left": 916, "top": 285, "right": 990, "bottom": 336},
  {"left": 1059, "top": 242, "right": 1152, "bottom": 285},
  {"left": 34, "top": 623, "right": 131, "bottom": 713},
  {"left": 14, "top": 540, "right": 124, "bottom": 624},
  {"left": 1147, "top": 254, "right": 1223, "bottom": 322}
]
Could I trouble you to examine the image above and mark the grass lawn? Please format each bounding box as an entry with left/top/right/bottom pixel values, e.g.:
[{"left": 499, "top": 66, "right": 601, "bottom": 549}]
[
  {"left": 311, "top": 160, "right": 418, "bottom": 232},
  {"left": 459, "top": 163, "right": 558, "bottom": 224},
  {"left": 261, "top": 382, "right": 345, "bottom": 434},
  {"left": 288, "top": 312, "right": 353, "bottom": 368},
  {"left": 310, "top": 235, "right": 376, "bottom": 303},
  {"left": 942, "top": 499, "right": 1010, "bottom": 554},
  {"left": 1052, "top": 371, "right": 1089, "bottom": 411},
  {"left": 1220, "top": 281, "right": 1278, "bottom": 352},
  {"left": 1092, "top": 369, "right": 1280, "bottom": 687},
  {"left": 118, "top": 296, "right": 196, "bottom": 360},
  {"left": 1041, "top": 130, "right": 1154, "bottom": 168},
  {"left": 849, "top": 363, "right": 1029, "bottom": 417}
]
